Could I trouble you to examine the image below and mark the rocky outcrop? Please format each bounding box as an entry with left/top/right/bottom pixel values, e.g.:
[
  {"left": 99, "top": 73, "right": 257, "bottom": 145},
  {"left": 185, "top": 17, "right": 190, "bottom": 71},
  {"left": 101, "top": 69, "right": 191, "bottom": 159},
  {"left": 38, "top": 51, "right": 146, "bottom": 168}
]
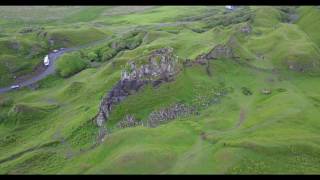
[
  {"left": 95, "top": 48, "right": 179, "bottom": 127},
  {"left": 96, "top": 78, "right": 147, "bottom": 126},
  {"left": 147, "top": 103, "right": 198, "bottom": 128},
  {"left": 191, "top": 44, "right": 234, "bottom": 66},
  {"left": 181, "top": 35, "right": 239, "bottom": 68},
  {"left": 207, "top": 44, "right": 234, "bottom": 59},
  {"left": 121, "top": 47, "right": 178, "bottom": 83},
  {"left": 96, "top": 41, "right": 236, "bottom": 129},
  {"left": 287, "top": 62, "right": 312, "bottom": 73},
  {"left": 102, "top": 102, "right": 198, "bottom": 130},
  {"left": 239, "top": 23, "right": 252, "bottom": 34},
  {"left": 117, "top": 115, "right": 142, "bottom": 128},
  {"left": 116, "top": 81, "right": 232, "bottom": 129}
]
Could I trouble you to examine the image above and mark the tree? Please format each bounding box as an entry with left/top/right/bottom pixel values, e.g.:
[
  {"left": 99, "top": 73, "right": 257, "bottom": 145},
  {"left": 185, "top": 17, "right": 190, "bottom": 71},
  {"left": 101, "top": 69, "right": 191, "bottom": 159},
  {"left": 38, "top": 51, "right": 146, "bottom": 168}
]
[{"left": 87, "top": 52, "right": 98, "bottom": 62}]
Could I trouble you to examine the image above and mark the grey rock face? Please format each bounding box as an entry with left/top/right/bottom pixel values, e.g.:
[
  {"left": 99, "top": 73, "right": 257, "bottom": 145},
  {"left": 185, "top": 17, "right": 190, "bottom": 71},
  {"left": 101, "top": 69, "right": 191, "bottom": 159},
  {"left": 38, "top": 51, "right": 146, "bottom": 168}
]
[
  {"left": 117, "top": 103, "right": 198, "bottom": 129},
  {"left": 147, "top": 103, "right": 197, "bottom": 128},
  {"left": 97, "top": 79, "right": 147, "bottom": 127},
  {"left": 117, "top": 115, "right": 142, "bottom": 128},
  {"left": 206, "top": 44, "right": 234, "bottom": 59},
  {"left": 121, "top": 47, "right": 177, "bottom": 82},
  {"left": 95, "top": 48, "right": 179, "bottom": 127}
]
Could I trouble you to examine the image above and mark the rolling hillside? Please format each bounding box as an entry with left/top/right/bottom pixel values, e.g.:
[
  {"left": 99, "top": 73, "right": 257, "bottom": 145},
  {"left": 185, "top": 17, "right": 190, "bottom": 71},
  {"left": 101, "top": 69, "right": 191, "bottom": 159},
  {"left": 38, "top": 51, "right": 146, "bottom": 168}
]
[{"left": 0, "top": 6, "right": 320, "bottom": 174}]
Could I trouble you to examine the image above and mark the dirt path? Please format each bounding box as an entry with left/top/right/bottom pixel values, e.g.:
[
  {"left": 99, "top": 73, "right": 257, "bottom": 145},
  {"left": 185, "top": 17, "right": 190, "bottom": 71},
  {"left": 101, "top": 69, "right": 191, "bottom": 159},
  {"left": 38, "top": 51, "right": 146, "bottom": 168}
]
[
  {"left": 52, "top": 129, "right": 76, "bottom": 159},
  {"left": 236, "top": 108, "right": 246, "bottom": 128}
]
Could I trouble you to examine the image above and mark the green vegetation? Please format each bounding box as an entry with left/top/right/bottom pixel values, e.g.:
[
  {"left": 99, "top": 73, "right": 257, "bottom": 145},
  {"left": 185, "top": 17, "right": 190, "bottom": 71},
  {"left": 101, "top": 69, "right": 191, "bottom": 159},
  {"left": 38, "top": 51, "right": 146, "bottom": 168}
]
[
  {"left": 82, "top": 30, "right": 146, "bottom": 62},
  {"left": 56, "top": 52, "right": 88, "bottom": 77},
  {"left": 1, "top": 6, "right": 320, "bottom": 174},
  {"left": 297, "top": 6, "right": 320, "bottom": 47}
]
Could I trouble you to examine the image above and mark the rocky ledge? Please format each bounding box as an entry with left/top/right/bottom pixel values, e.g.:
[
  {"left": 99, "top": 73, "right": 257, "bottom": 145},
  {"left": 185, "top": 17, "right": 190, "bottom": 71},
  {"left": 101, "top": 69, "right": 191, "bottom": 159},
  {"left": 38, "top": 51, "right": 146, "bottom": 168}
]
[
  {"left": 95, "top": 47, "right": 179, "bottom": 127},
  {"left": 116, "top": 103, "right": 198, "bottom": 129}
]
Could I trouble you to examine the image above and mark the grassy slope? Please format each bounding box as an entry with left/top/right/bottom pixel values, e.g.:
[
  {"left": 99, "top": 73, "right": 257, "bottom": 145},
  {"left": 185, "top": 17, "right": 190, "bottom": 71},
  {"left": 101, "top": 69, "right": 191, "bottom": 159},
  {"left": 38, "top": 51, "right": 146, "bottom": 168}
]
[
  {"left": 1, "top": 6, "right": 320, "bottom": 174},
  {"left": 297, "top": 6, "right": 320, "bottom": 47}
]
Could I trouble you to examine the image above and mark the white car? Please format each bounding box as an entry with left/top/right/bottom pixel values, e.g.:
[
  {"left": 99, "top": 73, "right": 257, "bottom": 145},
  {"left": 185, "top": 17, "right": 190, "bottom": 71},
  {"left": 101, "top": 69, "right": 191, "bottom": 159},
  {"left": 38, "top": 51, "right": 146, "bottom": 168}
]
[
  {"left": 10, "top": 85, "right": 20, "bottom": 89},
  {"left": 44, "top": 55, "right": 50, "bottom": 66},
  {"left": 225, "top": 5, "right": 235, "bottom": 10},
  {"left": 53, "top": 49, "right": 58, "bottom": 53}
]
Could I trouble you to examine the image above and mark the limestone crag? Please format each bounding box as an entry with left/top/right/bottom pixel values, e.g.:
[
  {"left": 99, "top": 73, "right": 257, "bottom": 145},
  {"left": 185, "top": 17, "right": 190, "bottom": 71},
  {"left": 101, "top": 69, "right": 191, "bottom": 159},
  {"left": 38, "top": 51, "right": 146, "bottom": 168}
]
[
  {"left": 96, "top": 79, "right": 147, "bottom": 127},
  {"left": 96, "top": 47, "right": 179, "bottom": 127},
  {"left": 121, "top": 47, "right": 178, "bottom": 83},
  {"left": 117, "top": 115, "right": 142, "bottom": 128},
  {"left": 117, "top": 103, "right": 198, "bottom": 129},
  {"left": 147, "top": 103, "right": 198, "bottom": 127}
]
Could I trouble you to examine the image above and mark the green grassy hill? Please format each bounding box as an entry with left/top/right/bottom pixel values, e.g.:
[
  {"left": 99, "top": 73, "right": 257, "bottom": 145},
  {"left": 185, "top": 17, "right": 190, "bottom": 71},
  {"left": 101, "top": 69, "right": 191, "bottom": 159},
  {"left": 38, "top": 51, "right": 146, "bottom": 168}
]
[{"left": 1, "top": 6, "right": 320, "bottom": 174}]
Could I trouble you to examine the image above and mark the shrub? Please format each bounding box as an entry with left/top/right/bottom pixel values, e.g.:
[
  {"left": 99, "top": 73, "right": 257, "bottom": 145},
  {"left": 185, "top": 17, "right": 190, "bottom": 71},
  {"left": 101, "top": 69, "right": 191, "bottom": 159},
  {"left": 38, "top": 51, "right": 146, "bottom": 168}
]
[
  {"left": 56, "top": 51, "right": 88, "bottom": 77},
  {"left": 241, "top": 87, "right": 253, "bottom": 96},
  {"left": 83, "top": 31, "right": 145, "bottom": 62},
  {"left": 87, "top": 52, "right": 98, "bottom": 62},
  {"left": 0, "top": 113, "right": 8, "bottom": 124},
  {"left": 0, "top": 134, "right": 18, "bottom": 146}
]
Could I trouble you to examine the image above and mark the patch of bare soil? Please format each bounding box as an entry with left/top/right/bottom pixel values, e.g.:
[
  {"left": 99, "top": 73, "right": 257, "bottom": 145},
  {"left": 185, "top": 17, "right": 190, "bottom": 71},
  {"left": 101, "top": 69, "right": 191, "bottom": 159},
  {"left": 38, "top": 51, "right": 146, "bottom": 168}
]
[{"left": 236, "top": 108, "right": 246, "bottom": 128}]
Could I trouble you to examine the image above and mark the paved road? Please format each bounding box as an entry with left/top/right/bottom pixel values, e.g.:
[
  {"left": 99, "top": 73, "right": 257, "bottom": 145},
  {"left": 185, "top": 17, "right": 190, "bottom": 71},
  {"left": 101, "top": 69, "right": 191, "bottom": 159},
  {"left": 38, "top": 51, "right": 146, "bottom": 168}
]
[
  {"left": 0, "top": 36, "right": 112, "bottom": 95},
  {"left": 0, "top": 48, "right": 72, "bottom": 94}
]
